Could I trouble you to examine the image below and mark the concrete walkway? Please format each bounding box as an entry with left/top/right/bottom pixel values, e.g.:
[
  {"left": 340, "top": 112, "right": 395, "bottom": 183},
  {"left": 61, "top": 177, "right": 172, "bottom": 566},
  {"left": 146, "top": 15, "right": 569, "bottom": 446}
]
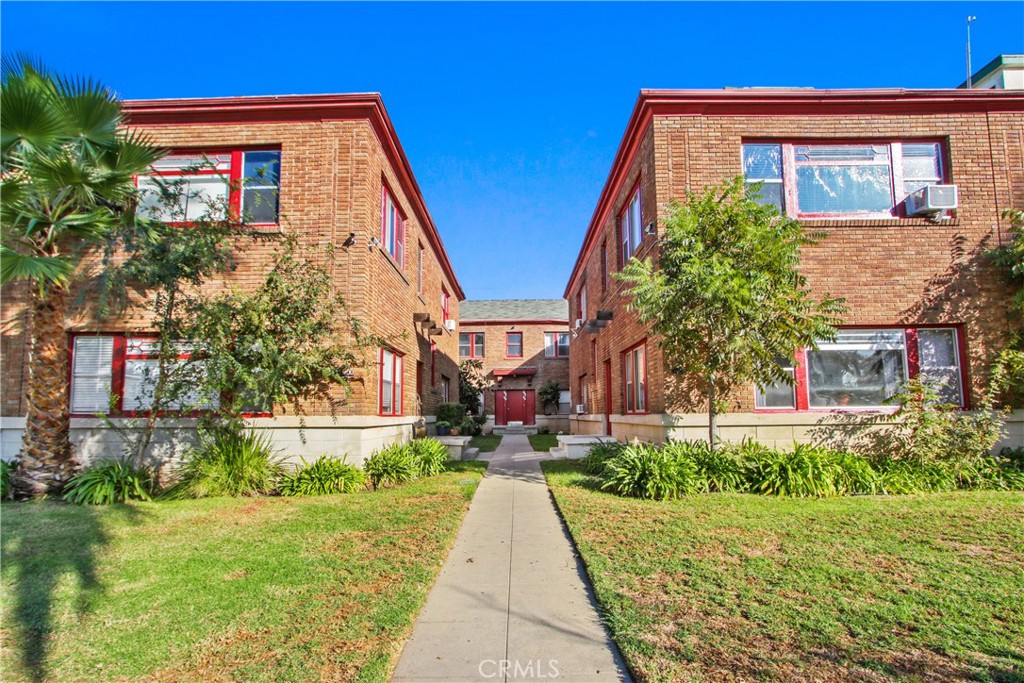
[{"left": 392, "top": 434, "right": 630, "bottom": 683}]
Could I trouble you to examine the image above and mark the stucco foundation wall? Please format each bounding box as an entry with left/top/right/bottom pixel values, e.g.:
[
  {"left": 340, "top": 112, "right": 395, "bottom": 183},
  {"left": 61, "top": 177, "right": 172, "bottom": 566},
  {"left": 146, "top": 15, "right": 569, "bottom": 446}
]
[
  {"left": 570, "top": 410, "right": 1024, "bottom": 452},
  {"left": 1, "top": 416, "right": 419, "bottom": 477}
]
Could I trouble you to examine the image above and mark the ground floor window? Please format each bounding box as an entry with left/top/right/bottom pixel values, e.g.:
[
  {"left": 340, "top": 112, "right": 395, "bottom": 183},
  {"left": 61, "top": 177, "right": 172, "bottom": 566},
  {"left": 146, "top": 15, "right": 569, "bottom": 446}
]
[
  {"left": 70, "top": 334, "right": 218, "bottom": 415},
  {"left": 379, "top": 348, "right": 404, "bottom": 416},
  {"left": 756, "top": 326, "right": 965, "bottom": 410},
  {"left": 623, "top": 343, "right": 647, "bottom": 414},
  {"left": 441, "top": 374, "right": 451, "bottom": 403}
]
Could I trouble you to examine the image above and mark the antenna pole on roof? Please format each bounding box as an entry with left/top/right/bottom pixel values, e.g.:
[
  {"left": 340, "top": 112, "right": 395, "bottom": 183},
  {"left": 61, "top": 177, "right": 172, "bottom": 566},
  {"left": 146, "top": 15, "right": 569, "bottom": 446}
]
[{"left": 966, "top": 16, "right": 978, "bottom": 88}]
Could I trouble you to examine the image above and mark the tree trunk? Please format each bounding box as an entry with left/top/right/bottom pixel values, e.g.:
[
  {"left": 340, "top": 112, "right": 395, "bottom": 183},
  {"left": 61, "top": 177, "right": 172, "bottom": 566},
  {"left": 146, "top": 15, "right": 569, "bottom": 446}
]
[
  {"left": 13, "top": 284, "right": 75, "bottom": 498},
  {"left": 708, "top": 372, "right": 719, "bottom": 451}
]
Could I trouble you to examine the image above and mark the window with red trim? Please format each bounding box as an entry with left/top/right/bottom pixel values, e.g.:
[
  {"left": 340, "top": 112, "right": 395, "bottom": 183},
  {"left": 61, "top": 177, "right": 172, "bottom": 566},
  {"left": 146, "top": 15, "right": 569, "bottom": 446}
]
[
  {"left": 577, "top": 282, "right": 588, "bottom": 322},
  {"left": 506, "top": 332, "right": 523, "bottom": 358},
  {"left": 441, "top": 287, "right": 450, "bottom": 325},
  {"left": 756, "top": 327, "right": 966, "bottom": 410},
  {"left": 417, "top": 242, "right": 425, "bottom": 295},
  {"left": 600, "top": 239, "right": 609, "bottom": 292},
  {"left": 623, "top": 342, "right": 647, "bottom": 414},
  {"left": 138, "top": 150, "right": 281, "bottom": 224},
  {"left": 578, "top": 374, "right": 588, "bottom": 410},
  {"left": 381, "top": 185, "right": 406, "bottom": 268},
  {"left": 544, "top": 332, "right": 569, "bottom": 358},
  {"left": 620, "top": 186, "right": 642, "bottom": 265},
  {"left": 69, "top": 334, "right": 221, "bottom": 416},
  {"left": 379, "top": 347, "right": 404, "bottom": 416},
  {"left": 460, "top": 332, "right": 484, "bottom": 358},
  {"left": 742, "top": 142, "right": 946, "bottom": 219},
  {"left": 441, "top": 375, "right": 450, "bottom": 403}
]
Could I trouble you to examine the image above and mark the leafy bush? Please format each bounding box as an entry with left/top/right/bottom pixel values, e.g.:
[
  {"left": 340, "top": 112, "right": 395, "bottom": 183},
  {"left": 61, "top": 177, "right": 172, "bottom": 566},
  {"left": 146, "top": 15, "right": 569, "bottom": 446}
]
[
  {"left": 876, "top": 459, "right": 959, "bottom": 494},
  {"left": 278, "top": 455, "right": 366, "bottom": 496},
  {"left": 831, "top": 451, "right": 879, "bottom": 495},
  {"left": 63, "top": 460, "right": 153, "bottom": 505},
  {"left": 601, "top": 442, "right": 702, "bottom": 500},
  {"left": 364, "top": 444, "right": 418, "bottom": 489},
  {"left": 1, "top": 459, "right": 14, "bottom": 500},
  {"left": 686, "top": 440, "right": 748, "bottom": 492},
  {"left": 748, "top": 443, "right": 843, "bottom": 498},
  {"left": 409, "top": 438, "right": 449, "bottom": 477},
  {"left": 582, "top": 441, "right": 624, "bottom": 475},
  {"left": 436, "top": 403, "right": 467, "bottom": 427},
  {"left": 164, "top": 429, "right": 285, "bottom": 499},
  {"left": 459, "top": 417, "right": 481, "bottom": 436}
]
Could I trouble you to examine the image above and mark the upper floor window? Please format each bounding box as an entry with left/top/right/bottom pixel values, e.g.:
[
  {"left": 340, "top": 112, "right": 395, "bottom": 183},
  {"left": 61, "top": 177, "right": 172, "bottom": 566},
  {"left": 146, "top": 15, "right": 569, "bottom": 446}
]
[
  {"left": 742, "top": 142, "right": 945, "bottom": 219},
  {"left": 138, "top": 150, "right": 281, "bottom": 225},
  {"left": 544, "top": 332, "right": 570, "bottom": 358},
  {"left": 506, "top": 332, "right": 523, "bottom": 358},
  {"left": 379, "top": 347, "right": 404, "bottom": 416},
  {"left": 620, "top": 186, "right": 642, "bottom": 264},
  {"left": 460, "top": 332, "right": 484, "bottom": 358},
  {"left": 441, "top": 287, "right": 451, "bottom": 324},
  {"left": 577, "top": 282, "right": 588, "bottom": 322},
  {"left": 600, "top": 239, "right": 609, "bottom": 292},
  {"left": 381, "top": 185, "right": 406, "bottom": 267},
  {"left": 417, "top": 242, "right": 425, "bottom": 295}
]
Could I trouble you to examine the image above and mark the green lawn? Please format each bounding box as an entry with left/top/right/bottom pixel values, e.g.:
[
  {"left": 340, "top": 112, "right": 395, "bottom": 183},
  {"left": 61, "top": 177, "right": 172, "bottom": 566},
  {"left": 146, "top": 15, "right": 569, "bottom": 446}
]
[
  {"left": 542, "top": 460, "right": 1024, "bottom": 683},
  {"left": 469, "top": 434, "right": 502, "bottom": 452},
  {"left": 0, "top": 463, "right": 487, "bottom": 683},
  {"left": 528, "top": 434, "right": 558, "bottom": 452}
]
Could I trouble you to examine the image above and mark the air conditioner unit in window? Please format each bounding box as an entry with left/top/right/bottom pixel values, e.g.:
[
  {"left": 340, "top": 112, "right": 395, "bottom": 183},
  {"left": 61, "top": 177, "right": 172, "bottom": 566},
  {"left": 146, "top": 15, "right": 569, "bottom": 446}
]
[
  {"left": 575, "top": 404, "right": 587, "bottom": 414},
  {"left": 445, "top": 319, "right": 457, "bottom": 331},
  {"left": 906, "top": 185, "right": 958, "bottom": 216}
]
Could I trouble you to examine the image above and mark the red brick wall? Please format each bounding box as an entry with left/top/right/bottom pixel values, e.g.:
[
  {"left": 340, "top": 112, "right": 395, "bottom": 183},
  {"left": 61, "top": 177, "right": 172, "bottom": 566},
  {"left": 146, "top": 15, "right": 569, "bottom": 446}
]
[
  {"left": 459, "top": 321, "right": 570, "bottom": 416},
  {"left": 570, "top": 108, "right": 1022, "bottom": 417},
  {"left": 1, "top": 115, "right": 460, "bottom": 420}
]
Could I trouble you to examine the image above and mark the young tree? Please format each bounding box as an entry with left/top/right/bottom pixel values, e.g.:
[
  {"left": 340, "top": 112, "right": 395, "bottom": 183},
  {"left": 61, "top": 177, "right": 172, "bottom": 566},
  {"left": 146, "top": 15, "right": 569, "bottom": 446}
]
[
  {"left": 617, "top": 177, "right": 846, "bottom": 447},
  {"left": 459, "top": 359, "right": 489, "bottom": 416},
  {"left": 1, "top": 57, "right": 162, "bottom": 496},
  {"left": 990, "top": 208, "right": 1024, "bottom": 402}
]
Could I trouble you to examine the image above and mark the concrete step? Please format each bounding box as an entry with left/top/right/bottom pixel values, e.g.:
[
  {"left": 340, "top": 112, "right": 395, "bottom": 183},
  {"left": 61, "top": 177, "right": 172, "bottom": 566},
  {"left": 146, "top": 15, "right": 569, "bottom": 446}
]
[
  {"left": 548, "top": 446, "right": 569, "bottom": 459},
  {"left": 461, "top": 447, "right": 481, "bottom": 460}
]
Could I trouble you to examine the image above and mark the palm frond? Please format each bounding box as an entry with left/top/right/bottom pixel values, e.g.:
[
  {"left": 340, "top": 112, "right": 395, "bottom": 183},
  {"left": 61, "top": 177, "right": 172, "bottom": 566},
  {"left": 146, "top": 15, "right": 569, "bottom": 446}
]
[
  {"left": 0, "top": 247, "right": 74, "bottom": 287},
  {"left": 53, "top": 74, "right": 122, "bottom": 149},
  {"left": 0, "top": 74, "right": 68, "bottom": 161}
]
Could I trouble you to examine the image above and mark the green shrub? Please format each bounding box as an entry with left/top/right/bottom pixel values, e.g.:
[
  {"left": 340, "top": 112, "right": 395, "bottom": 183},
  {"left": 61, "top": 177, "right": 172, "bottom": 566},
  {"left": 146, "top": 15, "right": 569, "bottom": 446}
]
[
  {"left": 830, "top": 451, "right": 879, "bottom": 495},
  {"left": 582, "top": 441, "right": 624, "bottom": 475},
  {"left": 164, "top": 429, "right": 285, "bottom": 499},
  {"left": 409, "top": 438, "right": 449, "bottom": 477},
  {"left": 687, "top": 441, "right": 748, "bottom": 492},
  {"left": 601, "top": 442, "right": 701, "bottom": 500},
  {"left": 875, "top": 459, "right": 960, "bottom": 494},
  {"left": 63, "top": 460, "right": 154, "bottom": 505},
  {"left": 749, "top": 443, "right": 842, "bottom": 497},
  {"left": 436, "top": 403, "right": 467, "bottom": 427},
  {"left": 364, "top": 443, "right": 418, "bottom": 489},
  {"left": 1, "top": 459, "right": 14, "bottom": 499},
  {"left": 278, "top": 455, "right": 366, "bottom": 496},
  {"left": 459, "top": 417, "right": 481, "bottom": 436}
]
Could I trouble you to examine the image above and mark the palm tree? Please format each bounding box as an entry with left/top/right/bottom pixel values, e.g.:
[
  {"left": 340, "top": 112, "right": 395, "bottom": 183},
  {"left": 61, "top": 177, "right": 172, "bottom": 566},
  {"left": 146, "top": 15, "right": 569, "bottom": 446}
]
[{"left": 1, "top": 56, "right": 162, "bottom": 497}]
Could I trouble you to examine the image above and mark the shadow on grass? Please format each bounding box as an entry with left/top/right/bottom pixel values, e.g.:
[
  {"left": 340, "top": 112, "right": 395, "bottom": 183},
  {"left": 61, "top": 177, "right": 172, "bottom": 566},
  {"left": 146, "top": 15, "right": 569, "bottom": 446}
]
[
  {"left": 539, "top": 460, "right": 605, "bottom": 492},
  {"left": 1, "top": 501, "right": 146, "bottom": 682}
]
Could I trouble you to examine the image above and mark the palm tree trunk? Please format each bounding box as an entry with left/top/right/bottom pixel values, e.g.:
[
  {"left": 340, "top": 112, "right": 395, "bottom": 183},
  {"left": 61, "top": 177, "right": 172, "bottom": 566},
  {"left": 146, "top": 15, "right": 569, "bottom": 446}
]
[{"left": 13, "top": 284, "right": 75, "bottom": 498}]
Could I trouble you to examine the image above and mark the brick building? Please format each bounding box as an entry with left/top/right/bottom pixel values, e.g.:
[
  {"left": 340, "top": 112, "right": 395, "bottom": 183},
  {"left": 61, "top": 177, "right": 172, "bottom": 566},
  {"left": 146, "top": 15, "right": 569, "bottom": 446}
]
[
  {"left": 459, "top": 300, "right": 571, "bottom": 433},
  {"left": 564, "top": 87, "right": 1024, "bottom": 448},
  {"left": 1, "top": 93, "right": 465, "bottom": 466}
]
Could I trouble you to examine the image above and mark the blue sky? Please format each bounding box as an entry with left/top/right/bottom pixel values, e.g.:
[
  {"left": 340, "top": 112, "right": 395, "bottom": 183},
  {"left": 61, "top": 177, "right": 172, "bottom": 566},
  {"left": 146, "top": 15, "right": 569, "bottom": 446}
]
[{"left": 3, "top": 2, "right": 1022, "bottom": 300}]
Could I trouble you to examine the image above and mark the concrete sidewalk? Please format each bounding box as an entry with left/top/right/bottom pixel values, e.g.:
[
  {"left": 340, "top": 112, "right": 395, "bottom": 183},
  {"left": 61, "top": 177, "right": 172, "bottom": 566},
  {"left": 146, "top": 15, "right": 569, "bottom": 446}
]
[{"left": 392, "top": 434, "right": 630, "bottom": 683}]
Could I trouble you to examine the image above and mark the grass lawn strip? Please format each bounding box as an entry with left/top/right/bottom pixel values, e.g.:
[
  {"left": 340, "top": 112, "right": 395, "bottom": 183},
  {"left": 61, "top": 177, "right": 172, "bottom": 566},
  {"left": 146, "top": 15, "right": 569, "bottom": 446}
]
[
  {"left": 541, "top": 460, "right": 1024, "bottom": 683},
  {"left": 528, "top": 434, "right": 558, "bottom": 452},
  {"left": 0, "top": 462, "right": 487, "bottom": 683},
  {"left": 468, "top": 434, "right": 502, "bottom": 452}
]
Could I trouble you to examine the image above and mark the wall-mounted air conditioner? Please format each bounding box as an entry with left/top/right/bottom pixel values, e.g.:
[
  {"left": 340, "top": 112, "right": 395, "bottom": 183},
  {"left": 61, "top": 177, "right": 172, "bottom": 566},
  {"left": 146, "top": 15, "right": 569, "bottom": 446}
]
[
  {"left": 574, "top": 318, "right": 585, "bottom": 330},
  {"left": 445, "top": 319, "right": 457, "bottom": 331},
  {"left": 575, "top": 404, "right": 587, "bottom": 414},
  {"left": 906, "top": 185, "right": 958, "bottom": 216}
]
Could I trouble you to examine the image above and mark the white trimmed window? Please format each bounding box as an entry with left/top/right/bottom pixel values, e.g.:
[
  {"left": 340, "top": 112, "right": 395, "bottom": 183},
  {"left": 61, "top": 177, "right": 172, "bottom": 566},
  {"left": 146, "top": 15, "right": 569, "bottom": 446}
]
[
  {"left": 623, "top": 343, "right": 647, "bottom": 414},
  {"left": 70, "top": 336, "right": 114, "bottom": 414},
  {"left": 620, "top": 186, "right": 642, "bottom": 264},
  {"left": 381, "top": 185, "right": 406, "bottom": 268}
]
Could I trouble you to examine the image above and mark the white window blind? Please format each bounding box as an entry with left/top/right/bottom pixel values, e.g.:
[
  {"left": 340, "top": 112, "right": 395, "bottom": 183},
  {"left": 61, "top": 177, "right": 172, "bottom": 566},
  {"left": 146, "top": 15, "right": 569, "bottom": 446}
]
[{"left": 71, "top": 337, "right": 113, "bottom": 413}]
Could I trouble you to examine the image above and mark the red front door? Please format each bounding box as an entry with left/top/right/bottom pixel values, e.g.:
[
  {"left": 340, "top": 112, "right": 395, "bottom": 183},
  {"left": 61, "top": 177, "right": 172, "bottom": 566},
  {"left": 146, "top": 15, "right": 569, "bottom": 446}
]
[{"left": 495, "top": 390, "right": 536, "bottom": 426}]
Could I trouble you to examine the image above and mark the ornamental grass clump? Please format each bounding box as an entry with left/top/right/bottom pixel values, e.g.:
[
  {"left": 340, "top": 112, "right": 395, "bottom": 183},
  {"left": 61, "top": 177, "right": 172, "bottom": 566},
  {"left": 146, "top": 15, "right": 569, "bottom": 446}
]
[
  {"left": 747, "top": 443, "right": 843, "bottom": 498},
  {"left": 582, "top": 441, "right": 625, "bottom": 475},
  {"left": 601, "top": 442, "right": 702, "bottom": 500},
  {"left": 685, "top": 440, "right": 748, "bottom": 492},
  {"left": 408, "top": 438, "right": 449, "bottom": 477},
  {"left": 278, "top": 455, "right": 366, "bottom": 496},
  {"left": 164, "top": 429, "right": 285, "bottom": 499},
  {"left": 364, "top": 444, "right": 418, "bottom": 489},
  {"left": 63, "top": 459, "right": 154, "bottom": 504}
]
